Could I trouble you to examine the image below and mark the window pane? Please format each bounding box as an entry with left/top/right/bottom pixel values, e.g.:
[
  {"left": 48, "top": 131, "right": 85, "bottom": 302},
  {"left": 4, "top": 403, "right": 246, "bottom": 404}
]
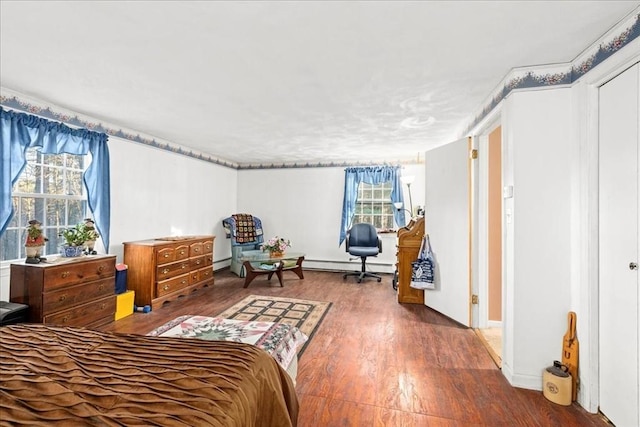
[
  {"left": 43, "top": 166, "right": 65, "bottom": 195},
  {"left": 0, "top": 229, "right": 21, "bottom": 260},
  {"left": 42, "top": 153, "right": 64, "bottom": 167},
  {"left": 16, "top": 163, "right": 41, "bottom": 193},
  {"left": 362, "top": 188, "right": 372, "bottom": 199},
  {"left": 66, "top": 170, "right": 84, "bottom": 195},
  {"left": 7, "top": 197, "right": 19, "bottom": 228},
  {"left": 45, "top": 229, "right": 64, "bottom": 255},
  {"left": 46, "top": 199, "right": 67, "bottom": 227},
  {"left": 20, "top": 197, "right": 41, "bottom": 224},
  {"left": 68, "top": 200, "right": 86, "bottom": 225},
  {"left": 383, "top": 204, "right": 393, "bottom": 214},
  {"left": 66, "top": 154, "right": 84, "bottom": 170}
]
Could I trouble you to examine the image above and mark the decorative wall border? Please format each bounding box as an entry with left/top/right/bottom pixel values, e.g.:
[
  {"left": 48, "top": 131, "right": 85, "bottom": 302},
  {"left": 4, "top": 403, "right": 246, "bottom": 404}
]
[
  {"left": 0, "top": 92, "right": 240, "bottom": 170},
  {"left": 463, "top": 9, "right": 640, "bottom": 136},
  {"left": 2, "top": 8, "right": 638, "bottom": 169}
]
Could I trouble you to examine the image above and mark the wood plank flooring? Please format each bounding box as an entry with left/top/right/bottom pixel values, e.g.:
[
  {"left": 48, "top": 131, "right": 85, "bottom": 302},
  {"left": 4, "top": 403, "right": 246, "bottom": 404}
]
[{"left": 99, "top": 269, "right": 609, "bottom": 427}]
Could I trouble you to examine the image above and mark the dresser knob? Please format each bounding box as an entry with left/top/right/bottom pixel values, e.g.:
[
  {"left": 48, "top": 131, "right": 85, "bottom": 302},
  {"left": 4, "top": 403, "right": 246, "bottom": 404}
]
[
  {"left": 163, "top": 285, "right": 169, "bottom": 291},
  {"left": 162, "top": 268, "right": 170, "bottom": 274},
  {"left": 194, "top": 248, "right": 199, "bottom": 252},
  {"left": 62, "top": 316, "right": 69, "bottom": 323},
  {"left": 181, "top": 280, "right": 187, "bottom": 285},
  {"left": 98, "top": 265, "right": 104, "bottom": 272},
  {"left": 61, "top": 271, "right": 70, "bottom": 278},
  {"left": 181, "top": 265, "right": 186, "bottom": 269},
  {"left": 180, "top": 250, "right": 185, "bottom": 255},
  {"left": 59, "top": 295, "right": 66, "bottom": 302},
  {"left": 196, "top": 260, "right": 201, "bottom": 265},
  {"left": 100, "top": 303, "right": 106, "bottom": 309},
  {"left": 164, "top": 253, "right": 170, "bottom": 258},
  {"left": 98, "top": 284, "right": 104, "bottom": 291}
]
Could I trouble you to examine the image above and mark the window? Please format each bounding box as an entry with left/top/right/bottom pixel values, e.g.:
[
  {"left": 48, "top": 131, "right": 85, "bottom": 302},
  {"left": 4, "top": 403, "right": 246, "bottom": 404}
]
[
  {"left": 353, "top": 181, "right": 395, "bottom": 230},
  {"left": 0, "top": 148, "right": 88, "bottom": 262}
]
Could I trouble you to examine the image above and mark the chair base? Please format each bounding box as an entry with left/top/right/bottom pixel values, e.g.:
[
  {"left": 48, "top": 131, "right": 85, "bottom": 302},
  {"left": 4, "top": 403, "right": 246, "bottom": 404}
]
[{"left": 343, "top": 270, "right": 382, "bottom": 283}]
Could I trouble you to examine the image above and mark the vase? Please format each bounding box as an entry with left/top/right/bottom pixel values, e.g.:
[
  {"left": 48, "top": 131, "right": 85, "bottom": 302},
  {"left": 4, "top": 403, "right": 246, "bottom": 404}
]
[
  {"left": 269, "top": 250, "right": 284, "bottom": 258},
  {"left": 61, "top": 245, "right": 84, "bottom": 257}
]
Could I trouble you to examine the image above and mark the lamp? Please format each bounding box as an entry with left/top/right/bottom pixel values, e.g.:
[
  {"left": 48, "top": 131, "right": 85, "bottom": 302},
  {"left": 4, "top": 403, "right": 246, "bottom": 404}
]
[
  {"left": 400, "top": 175, "right": 415, "bottom": 215},
  {"left": 393, "top": 202, "right": 412, "bottom": 226}
]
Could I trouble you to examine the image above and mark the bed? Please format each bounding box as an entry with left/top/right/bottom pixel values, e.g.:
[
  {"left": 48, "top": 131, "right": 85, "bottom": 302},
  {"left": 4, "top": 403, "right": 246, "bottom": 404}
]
[
  {"left": 0, "top": 324, "right": 299, "bottom": 426},
  {"left": 147, "top": 315, "right": 308, "bottom": 384}
]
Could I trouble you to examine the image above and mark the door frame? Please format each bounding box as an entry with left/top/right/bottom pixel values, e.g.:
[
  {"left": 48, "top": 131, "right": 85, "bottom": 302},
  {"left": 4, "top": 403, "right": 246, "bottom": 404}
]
[{"left": 573, "top": 41, "right": 640, "bottom": 412}]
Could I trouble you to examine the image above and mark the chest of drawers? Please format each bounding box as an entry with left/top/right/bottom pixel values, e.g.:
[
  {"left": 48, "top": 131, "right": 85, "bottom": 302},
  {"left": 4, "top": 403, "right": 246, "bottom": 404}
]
[
  {"left": 10, "top": 255, "right": 117, "bottom": 328},
  {"left": 123, "top": 235, "right": 214, "bottom": 310}
]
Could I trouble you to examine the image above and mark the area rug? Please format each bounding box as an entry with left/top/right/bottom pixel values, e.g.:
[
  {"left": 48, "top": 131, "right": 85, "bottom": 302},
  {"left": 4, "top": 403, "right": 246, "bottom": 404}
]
[{"left": 216, "top": 294, "right": 332, "bottom": 355}]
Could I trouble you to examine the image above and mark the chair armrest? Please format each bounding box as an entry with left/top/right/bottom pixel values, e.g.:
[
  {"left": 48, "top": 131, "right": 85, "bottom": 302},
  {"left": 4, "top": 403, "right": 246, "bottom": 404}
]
[{"left": 378, "top": 238, "right": 382, "bottom": 254}]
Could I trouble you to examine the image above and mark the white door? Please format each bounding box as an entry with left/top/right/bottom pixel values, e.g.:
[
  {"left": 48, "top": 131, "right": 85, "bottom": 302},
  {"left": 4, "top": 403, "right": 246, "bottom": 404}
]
[
  {"left": 424, "top": 137, "right": 474, "bottom": 326},
  {"left": 599, "top": 63, "right": 639, "bottom": 427}
]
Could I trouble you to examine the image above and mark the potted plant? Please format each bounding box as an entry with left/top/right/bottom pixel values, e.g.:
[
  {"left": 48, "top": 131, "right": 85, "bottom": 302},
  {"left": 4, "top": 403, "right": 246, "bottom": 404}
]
[
  {"left": 59, "top": 223, "right": 90, "bottom": 257},
  {"left": 261, "top": 236, "right": 291, "bottom": 257}
]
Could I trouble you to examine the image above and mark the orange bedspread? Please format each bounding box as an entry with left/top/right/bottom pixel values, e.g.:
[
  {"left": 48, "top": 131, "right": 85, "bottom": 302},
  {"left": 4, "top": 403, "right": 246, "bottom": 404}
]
[{"left": 0, "top": 324, "right": 298, "bottom": 426}]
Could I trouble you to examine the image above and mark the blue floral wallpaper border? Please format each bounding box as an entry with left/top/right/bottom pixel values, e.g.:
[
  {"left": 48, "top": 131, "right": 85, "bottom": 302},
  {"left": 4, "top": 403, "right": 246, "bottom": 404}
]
[
  {"left": 2, "top": 10, "right": 638, "bottom": 170},
  {"left": 463, "top": 11, "right": 640, "bottom": 135}
]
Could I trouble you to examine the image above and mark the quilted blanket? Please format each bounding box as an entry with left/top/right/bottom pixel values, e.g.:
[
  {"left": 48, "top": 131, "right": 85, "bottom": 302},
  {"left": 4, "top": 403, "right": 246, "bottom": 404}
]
[{"left": 147, "top": 315, "right": 308, "bottom": 373}]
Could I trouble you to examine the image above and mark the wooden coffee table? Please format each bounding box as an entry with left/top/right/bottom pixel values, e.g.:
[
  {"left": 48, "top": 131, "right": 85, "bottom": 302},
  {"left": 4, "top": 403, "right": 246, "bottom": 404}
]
[{"left": 240, "top": 251, "right": 305, "bottom": 288}]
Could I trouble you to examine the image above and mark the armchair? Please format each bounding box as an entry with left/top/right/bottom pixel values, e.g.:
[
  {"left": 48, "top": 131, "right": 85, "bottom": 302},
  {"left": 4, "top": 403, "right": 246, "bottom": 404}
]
[
  {"left": 343, "top": 223, "right": 383, "bottom": 283},
  {"left": 222, "top": 214, "right": 264, "bottom": 277}
]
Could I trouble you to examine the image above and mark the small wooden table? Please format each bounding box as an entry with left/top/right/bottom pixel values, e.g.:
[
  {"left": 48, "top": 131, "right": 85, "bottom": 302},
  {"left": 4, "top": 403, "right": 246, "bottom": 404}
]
[{"left": 240, "top": 251, "right": 305, "bottom": 288}]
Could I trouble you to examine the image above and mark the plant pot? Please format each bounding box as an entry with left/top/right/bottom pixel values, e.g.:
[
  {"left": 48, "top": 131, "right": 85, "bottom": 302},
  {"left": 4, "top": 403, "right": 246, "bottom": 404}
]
[
  {"left": 269, "top": 250, "right": 284, "bottom": 258},
  {"left": 61, "top": 245, "right": 84, "bottom": 257}
]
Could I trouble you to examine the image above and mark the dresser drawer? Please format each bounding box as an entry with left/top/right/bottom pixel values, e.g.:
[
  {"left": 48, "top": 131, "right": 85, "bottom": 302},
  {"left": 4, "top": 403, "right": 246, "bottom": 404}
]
[
  {"left": 42, "top": 277, "right": 114, "bottom": 315},
  {"left": 205, "top": 253, "right": 213, "bottom": 266},
  {"left": 43, "top": 258, "right": 116, "bottom": 290},
  {"left": 155, "top": 245, "right": 190, "bottom": 265},
  {"left": 203, "top": 239, "right": 213, "bottom": 254},
  {"left": 199, "top": 266, "right": 213, "bottom": 282},
  {"left": 189, "top": 241, "right": 204, "bottom": 257},
  {"left": 44, "top": 294, "right": 115, "bottom": 327},
  {"left": 190, "top": 255, "right": 206, "bottom": 269},
  {"left": 156, "top": 273, "right": 190, "bottom": 298},
  {"left": 156, "top": 260, "right": 190, "bottom": 281}
]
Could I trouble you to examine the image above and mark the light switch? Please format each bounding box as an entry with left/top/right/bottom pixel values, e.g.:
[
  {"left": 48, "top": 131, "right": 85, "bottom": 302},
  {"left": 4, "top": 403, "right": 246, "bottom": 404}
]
[{"left": 503, "top": 185, "right": 514, "bottom": 199}]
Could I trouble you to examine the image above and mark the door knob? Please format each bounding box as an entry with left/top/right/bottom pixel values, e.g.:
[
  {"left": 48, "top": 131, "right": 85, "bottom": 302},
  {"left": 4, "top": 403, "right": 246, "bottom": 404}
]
[{"left": 630, "top": 262, "right": 638, "bottom": 270}]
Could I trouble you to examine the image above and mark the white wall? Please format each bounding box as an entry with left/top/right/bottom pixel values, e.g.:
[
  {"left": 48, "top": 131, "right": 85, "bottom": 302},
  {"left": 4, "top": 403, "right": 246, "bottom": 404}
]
[
  {"left": 501, "top": 87, "right": 574, "bottom": 390},
  {"left": 0, "top": 136, "right": 238, "bottom": 299},
  {"left": 1, "top": 143, "right": 425, "bottom": 300},
  {"left": 237, "top": 164, "right": 425, "bottom": 274}
]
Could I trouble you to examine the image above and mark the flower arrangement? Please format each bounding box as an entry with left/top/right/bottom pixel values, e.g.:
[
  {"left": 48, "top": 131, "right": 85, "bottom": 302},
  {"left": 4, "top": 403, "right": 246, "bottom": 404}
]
[{"left": 261, "top": 236, "right": 291, "bottom": 255}]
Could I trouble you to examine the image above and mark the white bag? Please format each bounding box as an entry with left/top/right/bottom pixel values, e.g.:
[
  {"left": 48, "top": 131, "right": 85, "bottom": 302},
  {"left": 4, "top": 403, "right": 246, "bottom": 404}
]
[{"left": 410, "top": 234, "right": 435, "bottom": 290}]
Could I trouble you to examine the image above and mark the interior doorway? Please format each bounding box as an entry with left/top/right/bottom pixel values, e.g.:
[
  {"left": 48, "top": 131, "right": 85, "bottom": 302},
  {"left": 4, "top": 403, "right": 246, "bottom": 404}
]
[{"left": 478, "top": 125, "right": 503, "bottom": 366}]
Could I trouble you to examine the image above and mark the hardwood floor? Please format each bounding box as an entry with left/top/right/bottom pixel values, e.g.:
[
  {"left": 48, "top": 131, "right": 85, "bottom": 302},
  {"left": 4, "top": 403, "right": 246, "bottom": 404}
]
[{"left": 100, "top": 268, "right": 608, "bottom": 427}]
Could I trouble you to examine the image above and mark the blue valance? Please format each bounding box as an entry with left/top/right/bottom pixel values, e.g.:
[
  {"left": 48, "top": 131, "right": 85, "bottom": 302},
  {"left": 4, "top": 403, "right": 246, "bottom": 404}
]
[
  {"left": 0, "top": 107, "right": 111, "bottom": 252},
  {"left": 338, "top": 165, "right": 404, "bottom": 246}
]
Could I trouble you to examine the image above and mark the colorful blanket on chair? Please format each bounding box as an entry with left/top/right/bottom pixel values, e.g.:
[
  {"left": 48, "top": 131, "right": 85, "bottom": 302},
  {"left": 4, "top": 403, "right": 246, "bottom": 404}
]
[{"left": 232, "top": 213, "right": 257, "bottom": 243}]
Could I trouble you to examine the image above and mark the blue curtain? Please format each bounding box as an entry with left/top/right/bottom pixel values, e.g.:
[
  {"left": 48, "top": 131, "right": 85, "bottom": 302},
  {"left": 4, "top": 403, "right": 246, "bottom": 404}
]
[
  {"left": 0, "top": 108, "right": 111, "bottom": 251},
  {"left": 339, "top": 165, "right": 404, "bottom": 246}
]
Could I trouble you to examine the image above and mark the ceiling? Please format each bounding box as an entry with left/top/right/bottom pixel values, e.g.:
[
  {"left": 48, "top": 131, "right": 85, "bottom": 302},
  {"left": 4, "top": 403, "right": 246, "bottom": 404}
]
[{"left": 1, "top": 1, "right": 638, "bottom": 167}]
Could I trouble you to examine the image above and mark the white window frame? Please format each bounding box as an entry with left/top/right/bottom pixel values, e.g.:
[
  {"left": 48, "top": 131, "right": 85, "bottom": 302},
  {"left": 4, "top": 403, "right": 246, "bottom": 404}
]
[
  {"left": 353, "top": 181, "right": 395, "bottom": 230},
  {"left": 0, "top": 148, "right": 89, "bottom": 263}
]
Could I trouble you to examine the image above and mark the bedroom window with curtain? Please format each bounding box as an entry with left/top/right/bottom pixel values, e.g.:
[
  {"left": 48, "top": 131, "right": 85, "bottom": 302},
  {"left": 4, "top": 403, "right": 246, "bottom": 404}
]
[
  {"left": 1, "top": 107, "right": 111, "bottom": 255},
  {"left": 353, "top": 181, "right": 395, "bottom": 229},
  {"left": 338, "top": 165, "right": 404, "bottom": 246},
  {"left": 0, "top": 148, "right": 89, "bottom": 262}
]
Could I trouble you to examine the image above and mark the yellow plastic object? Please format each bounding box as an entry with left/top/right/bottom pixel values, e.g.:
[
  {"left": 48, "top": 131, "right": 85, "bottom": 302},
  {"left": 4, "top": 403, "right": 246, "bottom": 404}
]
[{"left": 115, "top": 290, "right": 135, "bottom": 321}]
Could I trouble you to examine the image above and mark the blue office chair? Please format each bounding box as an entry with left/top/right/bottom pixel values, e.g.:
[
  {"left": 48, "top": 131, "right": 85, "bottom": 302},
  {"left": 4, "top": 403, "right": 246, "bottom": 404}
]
[{"left": 343, "top": 223, "right": 382, "bottom": 283}]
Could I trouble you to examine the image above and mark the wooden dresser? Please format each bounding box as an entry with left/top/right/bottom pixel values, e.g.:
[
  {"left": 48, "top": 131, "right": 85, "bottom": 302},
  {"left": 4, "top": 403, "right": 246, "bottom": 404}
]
[
  {"left": 123, "top": 235, "right": 214, "bottom": 310},
  {"left": 396, "top": 216, "right": 425, "bottom": 304},
  {"left": 10, "top": 254, "right": 117, "bottom": 327}
]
